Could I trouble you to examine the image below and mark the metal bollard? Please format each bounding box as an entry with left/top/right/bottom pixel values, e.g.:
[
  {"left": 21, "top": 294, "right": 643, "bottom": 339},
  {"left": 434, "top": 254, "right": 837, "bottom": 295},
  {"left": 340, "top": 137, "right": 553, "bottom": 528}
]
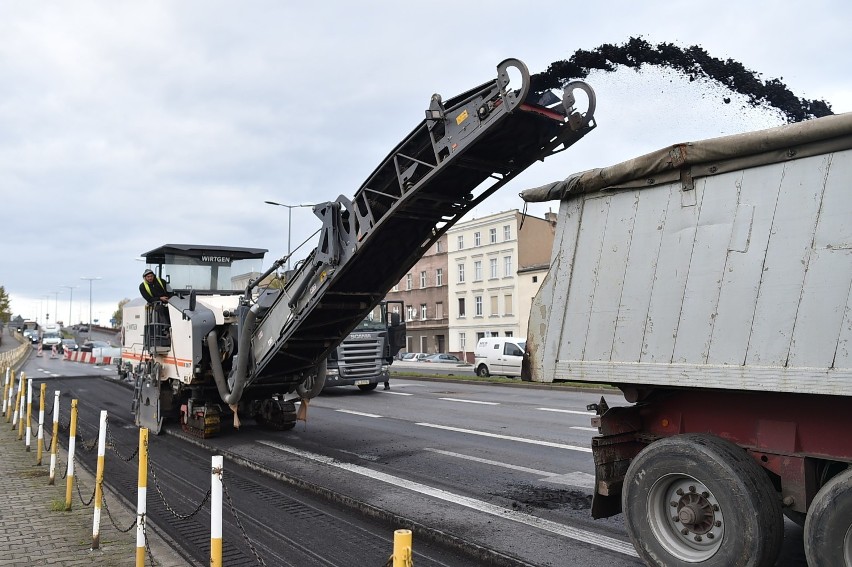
[
  {"left": 2, "top": 367, "right": 10, "bottom": 416},
  {"left": 25, "top": 378, "right": 33, "bottom": 451},
  {"left": 136, "top": 428, "right": 149, "bottom": 567},
  {"left": 36, "top": 383, "right": 46, "bottom": 464},
  {"left": 12, "top": 371, "right": 24, "bottom": 429},
  {"left": 48, "top": 391, "right": 60, "bottom": 484},
  {"left": 65, "top": 399, "right": 78, "bottom": 510},
  {"left": 211, "top": 456, "right": 224, "bottom": 567},
  {"left": 92, "top": 410, "right": 108, "bottom": 549},
  {"left": 392, "top": 529, "right": 413, "bottom": 567},
  {"left": 17, "top": 376, "right": 27, "bottom": 440}
]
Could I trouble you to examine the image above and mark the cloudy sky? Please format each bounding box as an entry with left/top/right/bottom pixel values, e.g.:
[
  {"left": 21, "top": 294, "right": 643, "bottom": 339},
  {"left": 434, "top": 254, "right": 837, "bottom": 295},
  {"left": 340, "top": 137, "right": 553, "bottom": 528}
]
[{"left": 2, "top": 1, "right": 850, "bottom": 326}]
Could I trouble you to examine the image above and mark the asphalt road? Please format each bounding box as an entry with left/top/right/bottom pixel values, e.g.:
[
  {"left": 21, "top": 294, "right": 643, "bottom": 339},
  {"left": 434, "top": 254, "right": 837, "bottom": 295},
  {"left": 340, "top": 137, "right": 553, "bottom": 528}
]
[{"left": 19, "top": 352, "right": 810, "bottom": 567}]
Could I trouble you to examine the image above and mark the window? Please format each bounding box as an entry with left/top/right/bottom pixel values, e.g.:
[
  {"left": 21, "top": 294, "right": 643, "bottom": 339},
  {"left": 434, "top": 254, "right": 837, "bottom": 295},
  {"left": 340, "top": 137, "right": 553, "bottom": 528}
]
[
  {"left": 406, "top": 305, "right": 415, "bottom": 321},
  {"left": 459, "top": 332, "right": 466, "bottom": 351},
  {"left": 436, "top": 240, "right": 443, "bottom": 253},
  {"left": 504, "top": 256, "right": 512, "bottom": 277},
  {"left": 489, "top": 228, "right": 497, "bottom": 243},
  {"left": 503, "top": 225, "right": 511, "bottom": 241},
  {"left": 504, "top": 294, "right": 513, "bottom": 315},
  {"left": 420, "top": 271, "right": 426, "bottom": 288},
  {"left": 420, "top": 303, "right": 428, "bottom": 320},
  {"left": 476, "top": 331, "right": 486, "bottom": 341},
  {"left": 505, "top": 330, "right": 513, "bottom": 337},
  {"left": 474, "top": 231, "right": 481, "bottom": 246},
  {"left": 532, "top": 275, "right": 538, "bottom": 283},
  {"left": 475, "top": 296, "right": 483, "bottom": 316},
  {"left": 490, "top": 295, "right": 498, "bottom": 316},
  {"left": 392, "top": 284, "right": 399, "bottom": 292},
  {"left": 420, "top": 336, "right": 428, "bottom": 352},
  {"left": 489, "top": 258, "right": 498, "bottom": 279},
  {"left": 474, "top": 261, "right": 482, "bottom": 281},
  {"left": 436, "top": 302, "right": 444, "bottom": 319},
  {"left": 436, "top": 268, "right": 443, "bottom": 286},
  {"left": 457, "top": 235, "right": 464, "bottom": 250},
  {"left": 457, "top": 263, "right": 465, "bottom": 283},
  {"left": 406, "top": 274, "right": 412, "bottom": 291},
  {"left": 458, "top": 297, "right": 466, "bottom": 317}
]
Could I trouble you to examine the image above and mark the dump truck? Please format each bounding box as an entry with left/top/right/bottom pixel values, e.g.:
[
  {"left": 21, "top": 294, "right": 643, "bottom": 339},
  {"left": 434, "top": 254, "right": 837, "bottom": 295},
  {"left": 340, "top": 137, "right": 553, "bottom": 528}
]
[
  {"left": 122, "top": 58, "right": 597, "bottom": 437},
  {"left": 521, "top": 113, "right": 852, "bottom": 567}
]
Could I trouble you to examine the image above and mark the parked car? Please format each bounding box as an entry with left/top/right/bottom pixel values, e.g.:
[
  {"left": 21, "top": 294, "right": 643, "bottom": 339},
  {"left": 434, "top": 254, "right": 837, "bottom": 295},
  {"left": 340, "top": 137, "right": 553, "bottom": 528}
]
[
  {"left": 401, "top": 352, "right": 428, "bottom": 361},
  {"left": 60, "top": 339, "right": 79, "bottom": 353},
  {"left": 422, "top": 353, "right": 462, "bottom": 363}
]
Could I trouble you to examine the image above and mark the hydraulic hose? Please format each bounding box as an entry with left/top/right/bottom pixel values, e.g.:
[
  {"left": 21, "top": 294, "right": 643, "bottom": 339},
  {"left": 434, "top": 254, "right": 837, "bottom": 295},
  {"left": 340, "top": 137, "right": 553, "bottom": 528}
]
[
  {"left": 206, "top": 302, "right": 260, "bottom": 405},
  {"left": 296, "top": 358, "right": 327, "bottom": 399}
]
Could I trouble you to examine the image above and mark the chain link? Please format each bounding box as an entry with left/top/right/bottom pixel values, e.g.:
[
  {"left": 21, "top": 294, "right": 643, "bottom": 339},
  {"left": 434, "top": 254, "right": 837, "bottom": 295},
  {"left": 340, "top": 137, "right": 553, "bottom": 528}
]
[
  {"left": 147, "top": 456, "right": 211, "bottom": 521},
  {"left": 221, "top": 476, "right": 267, "bottom": 566}
]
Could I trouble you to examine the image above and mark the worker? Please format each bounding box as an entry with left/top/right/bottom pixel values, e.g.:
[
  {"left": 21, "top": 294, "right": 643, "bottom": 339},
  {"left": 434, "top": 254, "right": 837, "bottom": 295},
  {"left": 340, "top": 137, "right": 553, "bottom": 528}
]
[
  {"left": 139, "top": 269, "right": 173, "bottom": 340},
  {"left": 139, "top": 269, "right": 172, "bottom": 304}
]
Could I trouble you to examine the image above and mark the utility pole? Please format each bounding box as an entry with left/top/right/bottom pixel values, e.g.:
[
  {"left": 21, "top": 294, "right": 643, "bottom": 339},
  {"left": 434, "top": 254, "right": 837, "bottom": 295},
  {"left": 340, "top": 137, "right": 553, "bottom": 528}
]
[
  {"left": 58, "top": 285, "right": 76, "bottom": 328},
  {"left": 80, "top": 277, "right": 101, "bottom": 340}
]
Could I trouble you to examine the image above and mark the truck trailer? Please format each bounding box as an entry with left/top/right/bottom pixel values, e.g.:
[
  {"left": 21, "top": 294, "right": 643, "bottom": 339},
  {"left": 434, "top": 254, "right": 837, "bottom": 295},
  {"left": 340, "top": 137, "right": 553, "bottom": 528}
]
[{"left": 521, "top": 113, "right": 852, "bottom": 566}]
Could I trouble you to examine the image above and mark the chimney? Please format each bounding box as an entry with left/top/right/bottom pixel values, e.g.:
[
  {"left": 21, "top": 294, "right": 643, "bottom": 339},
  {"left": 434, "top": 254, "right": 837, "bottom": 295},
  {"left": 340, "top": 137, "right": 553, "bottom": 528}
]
[{"left": 545, "top": 210, "right": 557, "bottom": 226}]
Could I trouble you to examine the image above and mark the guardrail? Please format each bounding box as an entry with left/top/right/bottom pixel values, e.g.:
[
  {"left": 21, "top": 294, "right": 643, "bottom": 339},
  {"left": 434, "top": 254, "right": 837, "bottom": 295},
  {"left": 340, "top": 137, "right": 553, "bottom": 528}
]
[
  {"left": 0, "top": 364, "right": 414, "bottom": 566},
  {"left": 0, "top": 331, "right": 30, "bottom": 370}
]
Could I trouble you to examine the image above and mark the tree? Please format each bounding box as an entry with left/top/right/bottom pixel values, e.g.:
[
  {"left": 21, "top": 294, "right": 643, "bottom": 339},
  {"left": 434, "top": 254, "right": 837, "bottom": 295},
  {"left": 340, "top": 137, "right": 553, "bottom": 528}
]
[
  {"left": 0, "top": 286, "right": 11, "bottom": 324},
  {"left": 112, "top": 298, "right": 130, "bottom": 327}
]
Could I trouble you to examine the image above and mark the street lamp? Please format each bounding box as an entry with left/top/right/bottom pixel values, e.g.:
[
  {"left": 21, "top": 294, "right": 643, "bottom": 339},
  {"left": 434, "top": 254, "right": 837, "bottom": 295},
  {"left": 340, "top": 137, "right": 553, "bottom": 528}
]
[
  {"left": 264, "top": 201, "right": 316, "bottom": 271},
  {"left": 80, "top": 277, "right": 101, "bottom": 340},
  {"left": 49, "top": 291, "right": 59, "bottom": 324},
  {"left": 58, "top": 285, "right": 76, "bottom": 328}
]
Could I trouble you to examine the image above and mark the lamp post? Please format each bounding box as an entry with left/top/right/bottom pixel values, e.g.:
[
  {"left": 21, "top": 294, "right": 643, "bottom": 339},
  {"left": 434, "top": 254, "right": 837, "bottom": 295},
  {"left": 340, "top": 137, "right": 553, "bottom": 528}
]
[
  {"left": 264, "top": 201, "right": 316, "bottom": 271},
  {"left": 50, "top": 291, "right": 59, "bottom": 324},
  {"left": 58, "top": 285, "right": 76, "bottom": 329},
  {"left": 80, "top": 277, "right": 101, "bottom": 340},
  {"left": 41, "top": 295, "right": 50, "bottom": 325}
]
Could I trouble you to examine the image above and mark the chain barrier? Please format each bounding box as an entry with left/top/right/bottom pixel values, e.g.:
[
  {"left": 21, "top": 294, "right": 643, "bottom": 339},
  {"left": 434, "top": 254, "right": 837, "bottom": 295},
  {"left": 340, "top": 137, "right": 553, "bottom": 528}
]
[
  {"left": 74, "top": 468, "right": 97, "bottom": 507},
  {"left": 101, "top": 490, "right": 137, "bottom": 533},
  {"left": 221, "top": 476, "right": 268, "bottom": 566},
  {"left": 106, "top": 419, "right": 139, "bottom": 462},
  {"left": 147, "top": 454, "right": 211, "bottom": 521}
]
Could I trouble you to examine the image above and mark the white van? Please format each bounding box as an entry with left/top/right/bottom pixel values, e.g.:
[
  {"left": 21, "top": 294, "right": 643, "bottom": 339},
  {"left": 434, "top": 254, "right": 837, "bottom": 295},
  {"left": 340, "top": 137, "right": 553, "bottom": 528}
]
[{"left": 473, "top": 337, "right": 525, "bottom": 378}]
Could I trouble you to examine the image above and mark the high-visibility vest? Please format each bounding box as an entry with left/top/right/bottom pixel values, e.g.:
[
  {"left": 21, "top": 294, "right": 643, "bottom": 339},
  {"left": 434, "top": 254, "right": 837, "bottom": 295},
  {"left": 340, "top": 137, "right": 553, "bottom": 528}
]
[{"left": 143, "top": 277, "right": 168, "bottom": 299}]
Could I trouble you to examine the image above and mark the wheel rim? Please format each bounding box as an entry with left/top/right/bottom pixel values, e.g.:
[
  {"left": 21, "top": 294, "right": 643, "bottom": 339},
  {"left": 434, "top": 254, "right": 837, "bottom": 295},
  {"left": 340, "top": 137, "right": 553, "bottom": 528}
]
[{"left": 646, "top": 473, "right": 724, "bottom": 562}]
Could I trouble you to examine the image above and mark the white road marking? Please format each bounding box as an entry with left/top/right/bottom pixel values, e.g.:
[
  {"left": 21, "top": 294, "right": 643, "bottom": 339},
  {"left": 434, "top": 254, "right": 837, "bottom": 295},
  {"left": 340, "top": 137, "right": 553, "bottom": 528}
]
[
  {"left": 259, "top": 441, "right": 636, "bottom": 557},
  {"left": 335, "top": 409, "right": 382, "bottom": 418},
  {"left": 438, "top": 398, "right": 499, "bottom": 405},
  {"left": 383, "top": 391, "right": 413, "bottom": 396},
  {"left": 416, "top": 423, "right": 592, "bottom": 453},
  {"left": 424, "top": 448, "right": 597, "bottom": 489},
  {"left": 570, "top": 426, "right": 599, "bottom": 432},
  {"left": 537, "top": 407, "right": 596, "bottom": 416}
]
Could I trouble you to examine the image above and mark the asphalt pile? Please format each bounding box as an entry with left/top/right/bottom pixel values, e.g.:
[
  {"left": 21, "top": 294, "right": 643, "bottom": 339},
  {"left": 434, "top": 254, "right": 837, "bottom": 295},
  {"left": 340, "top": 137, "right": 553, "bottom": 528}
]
[{"left": 530, "top": 36, "right": 833, "bottom": 123}]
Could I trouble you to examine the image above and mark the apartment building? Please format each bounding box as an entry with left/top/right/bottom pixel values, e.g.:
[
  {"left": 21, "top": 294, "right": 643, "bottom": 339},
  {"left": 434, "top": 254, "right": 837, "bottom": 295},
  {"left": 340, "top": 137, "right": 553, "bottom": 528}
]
[
  {"left": 446, "top": 210, "right": 555, "bottom": 361},
  {"left": 384, "top": 235, "right": 449, "bottom": 354}
]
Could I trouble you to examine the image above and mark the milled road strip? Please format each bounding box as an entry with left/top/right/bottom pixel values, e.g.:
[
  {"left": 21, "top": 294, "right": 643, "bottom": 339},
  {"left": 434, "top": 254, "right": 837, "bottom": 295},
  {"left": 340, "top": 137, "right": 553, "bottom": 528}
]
[
  {"left": 417, "top": 422, "right": 593, "bottom": 453},
  {"left": 259, "top": 441, "right": 637, "bottom": 558}
]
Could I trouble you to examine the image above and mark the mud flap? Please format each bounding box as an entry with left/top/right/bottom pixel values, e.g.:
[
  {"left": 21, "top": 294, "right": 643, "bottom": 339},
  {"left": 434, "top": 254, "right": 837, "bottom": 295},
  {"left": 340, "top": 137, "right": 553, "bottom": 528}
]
[{"left": 135, "top": 379, "right": 164, "bottom": 435}]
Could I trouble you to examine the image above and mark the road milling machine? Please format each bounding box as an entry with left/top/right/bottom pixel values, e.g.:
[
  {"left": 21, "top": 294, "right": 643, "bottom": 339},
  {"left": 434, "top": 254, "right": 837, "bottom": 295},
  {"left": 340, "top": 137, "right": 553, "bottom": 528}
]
[{"left": 121, "top": 58, "right": 597, "bottom": 437}]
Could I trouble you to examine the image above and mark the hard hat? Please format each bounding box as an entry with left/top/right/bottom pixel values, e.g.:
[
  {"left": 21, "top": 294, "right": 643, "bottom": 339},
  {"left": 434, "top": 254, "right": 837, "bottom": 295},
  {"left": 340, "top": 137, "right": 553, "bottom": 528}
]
[{"left": 143, "top": 269, "right": 155, "bottom": 277}]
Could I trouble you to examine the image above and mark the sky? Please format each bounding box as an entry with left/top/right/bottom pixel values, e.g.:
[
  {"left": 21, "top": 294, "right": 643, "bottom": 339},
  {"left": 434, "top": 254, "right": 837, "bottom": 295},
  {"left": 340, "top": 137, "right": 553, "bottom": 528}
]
[{"left": 1, "top": 1, "right": 850, "bottom": 326}]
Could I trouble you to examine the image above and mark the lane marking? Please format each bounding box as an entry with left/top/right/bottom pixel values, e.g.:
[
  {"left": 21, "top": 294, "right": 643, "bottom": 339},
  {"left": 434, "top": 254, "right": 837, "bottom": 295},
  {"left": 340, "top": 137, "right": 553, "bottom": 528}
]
[
  {"left": 570, "top": 426, "right": 599, "bottom": 432},
  {"left": 335, "top": 409, "right": 382, "bottom": 418},
  {"left": 383, "top": 391, "right": 413, "bottom": 396},
  {"left": 258, "top": 441, "right": 635, "bottom": 557},
  {"left": 438, "top": 398, "right": 499, "bottom": 405},
  {"left": 537, "top": 408, "right": 595, "bottom": 416},
  {"left": 424, "top": 448, "right": 553, "bottom": 476},
  {"left": 416, "top": 423, "right": 592, "bottom": 453}
]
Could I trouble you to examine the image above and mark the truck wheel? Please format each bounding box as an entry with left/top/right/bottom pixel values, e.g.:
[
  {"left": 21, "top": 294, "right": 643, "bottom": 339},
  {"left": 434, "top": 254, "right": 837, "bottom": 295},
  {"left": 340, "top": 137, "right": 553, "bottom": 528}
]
[
  {"left": 623, "top": 434, "right": 783, "bottom": 566},
  {"left": 358, "top": 383, "right": 378, "bottom": 392},
  {"left": 804, "top": 467, "right": 852, "bottom": 566},
  {"left": 476, "top": 365, "right": 490, "bottom": 377}
]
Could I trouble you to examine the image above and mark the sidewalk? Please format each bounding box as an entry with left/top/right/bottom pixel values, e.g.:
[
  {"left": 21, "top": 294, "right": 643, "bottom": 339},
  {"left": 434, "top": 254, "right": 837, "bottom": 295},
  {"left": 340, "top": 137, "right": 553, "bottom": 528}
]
[{"left": 0, "top": 336, "right": 188, "bottom": 566}]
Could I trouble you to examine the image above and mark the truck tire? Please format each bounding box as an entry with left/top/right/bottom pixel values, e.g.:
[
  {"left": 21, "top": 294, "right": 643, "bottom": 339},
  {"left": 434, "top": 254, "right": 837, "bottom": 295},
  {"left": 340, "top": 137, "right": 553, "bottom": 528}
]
[
  {"left": 476, "top": 364, "right": 490, "bottom": 377},
  {"left": 358, "top": 383, "right": 378, "bottom": 391},
  {"left": 804, "top": 467, "right": 852, "bottom": 566},
  {"left": 623, "top": 434, "right": 783, "bottom": 567}
]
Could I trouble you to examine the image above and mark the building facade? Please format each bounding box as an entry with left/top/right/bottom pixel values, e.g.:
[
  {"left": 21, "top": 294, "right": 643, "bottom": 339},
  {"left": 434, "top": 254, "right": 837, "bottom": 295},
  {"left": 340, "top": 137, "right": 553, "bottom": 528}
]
[
  {"left": 446, "top": 210, "right": 555, "bottom": 361},
  {"left": 384, "top": 235, "right": 449, "bottom": 354}
]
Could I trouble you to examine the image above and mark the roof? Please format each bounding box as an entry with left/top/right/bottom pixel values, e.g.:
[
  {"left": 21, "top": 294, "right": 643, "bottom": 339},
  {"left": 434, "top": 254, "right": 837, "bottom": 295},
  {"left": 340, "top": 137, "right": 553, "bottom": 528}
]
[
  {"left": 521, "top": 112, "right": 852, "bottom": 202},
  {"left": 141, "top": 244, "right": 268, "bottom": 263}
]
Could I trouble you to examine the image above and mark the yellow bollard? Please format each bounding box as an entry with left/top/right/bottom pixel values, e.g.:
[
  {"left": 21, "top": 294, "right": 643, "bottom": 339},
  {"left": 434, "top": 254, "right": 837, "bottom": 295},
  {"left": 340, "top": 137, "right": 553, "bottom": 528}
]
[
  {"left": 24, "top": 378, "right": 33, "bottom": 451},
  {"left": 392, "top": 529, "right": 413, "bottom": 567},
  {"left": 17, "top": 376, "right": 28, "bottom": 440},
  {"left": 36, "top": 383, "right": 46, "bottom": 464},
  {"left": 136, "top": 428, "right": 149, "bottom": 567},
  {"left": 65, "top": 399, "right": 78, "bottom": 510},
  {"left": 48, "top": 391, "right": 60, "bottom": 485},
  {"left": 2, "top": 368, "right": 11, "bottom": 417}
]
